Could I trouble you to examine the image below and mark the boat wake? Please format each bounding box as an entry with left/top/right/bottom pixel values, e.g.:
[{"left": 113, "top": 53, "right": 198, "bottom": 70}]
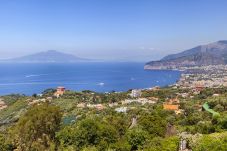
[
  {"left": 25, "top": 74, "right": 49, "bottom": 78},
  {"left": 97, "top": 82, "right": 105, "bottom": 86}
]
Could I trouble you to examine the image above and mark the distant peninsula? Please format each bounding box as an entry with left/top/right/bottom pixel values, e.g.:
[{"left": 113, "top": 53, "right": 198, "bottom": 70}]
[
  {"left": 0, "top": 50, "right": 91, "bottom": 63},
  {"left": 145, "top": 40, "right": 227, "bottom": 70}
]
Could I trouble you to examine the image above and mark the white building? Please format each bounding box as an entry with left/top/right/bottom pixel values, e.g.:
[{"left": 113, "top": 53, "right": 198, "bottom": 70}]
[
  {"left": 130, "top": 89, "right": 142, "bottom": 98},
  {"left": 115, "top": 107, "right": 127, "bottom": 113}
]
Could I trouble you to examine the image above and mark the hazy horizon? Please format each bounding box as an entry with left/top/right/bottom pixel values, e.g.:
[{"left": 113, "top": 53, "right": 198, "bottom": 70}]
[{"left": 1, "top": 0, "right": 227, "bottom": 61}]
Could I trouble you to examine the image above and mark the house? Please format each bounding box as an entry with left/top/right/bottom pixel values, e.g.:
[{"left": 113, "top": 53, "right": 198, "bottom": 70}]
[
  {"left": 213, "top": 94, "right": 220, "bottom": 97},
  {"left": 147, "top": 97, "right": 159, "bottom": 102},
  {"left": 150, "top": 86, "right": 160, "bottom": 91},
  {"left": 108, "top": 102, "right": 118, "bottom": 107},
  {"left": 46, "top": 97, "right": 53, "bottom": 101},
  {"left": 54, "top": 86, "right": 66, "bottom": 97},
  {"left": 163, "top": 104, "right": 179, "bottom": 110},
  {"left": 193, "top": 82, "right": 204, "bottom": 92},
  {"left": 122, "top": 98, "right": 157, "bottom": 105},
  {"left": 0, "top": 99, "right": 7, "bottom": 110},
  {"left": 37, "top": 94, "right": 43, "bottom": 97},
  {"left": 168, "top": 98, "right": 180, "bottom": 104},
  {"left": 95, "top": 104, "right": 105, "bottom": 110},
  {"left": 176, "top": 93, "right": 189, "bottom": 98},
  {"left": 87, "top": 103, "right": 105, "bottom": 110},
  {"left": 115, "top": 107, "right": 127, "bottom": 113},
  {"left": 130, "top": 89, "right": 142, "bottom": 98},
  {"left": 28, "top": 98, "right": 47, "bottom": 105},
  {"left": 175, "top": 109, "right": 184, "bottom": 115},
  {"left": 195, "top": 85, "right": 204, "bottom": 92},
  {"left": 163, "top": 97, "right": 182, "bottom": 114},
  {"left": 77, "top": 103, "right": 86, "bottom": 108}
]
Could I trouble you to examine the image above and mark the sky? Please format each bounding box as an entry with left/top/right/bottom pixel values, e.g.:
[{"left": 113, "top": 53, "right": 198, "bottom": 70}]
[{"left": 1, "top": 0, "right": 227, "bottom": 61}]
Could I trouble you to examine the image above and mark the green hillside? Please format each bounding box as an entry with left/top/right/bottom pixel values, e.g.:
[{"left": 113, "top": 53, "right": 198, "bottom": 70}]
[{"left": 0, "top": 87, "right": 226, "bottom": 150}]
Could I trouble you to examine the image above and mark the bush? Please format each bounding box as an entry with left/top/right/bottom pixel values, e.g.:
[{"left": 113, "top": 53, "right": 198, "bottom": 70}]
[
  {"left": 57, "top": 117, "right": 118, "bottom": 150},
  {"left": 126, "top": 127, "right": 149, "bottom": 150},
  {"left": 10, "top": 103, "right": 62, "bottom": 151}
]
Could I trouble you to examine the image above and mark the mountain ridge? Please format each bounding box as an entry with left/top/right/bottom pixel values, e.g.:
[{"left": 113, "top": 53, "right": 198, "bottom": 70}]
[
  {"left": 145, "top": 40, "right": 227, "bottom": 69},
  {"left": 0, "top": 50, "right": 91, "bottom": 63}
]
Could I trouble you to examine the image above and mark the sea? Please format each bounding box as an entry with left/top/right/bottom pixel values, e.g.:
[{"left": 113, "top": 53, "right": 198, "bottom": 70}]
[{"left": 0, "top": 62, "right": 181, "bottom": 95}]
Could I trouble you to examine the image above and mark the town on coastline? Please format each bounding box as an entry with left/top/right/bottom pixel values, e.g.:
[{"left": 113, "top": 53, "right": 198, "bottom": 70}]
[
  {"left": 176, "top": 65, "right": 227, "bottom": 88},
  {"left": 0, "top": 63, "right": 227, "bottom": 150}
]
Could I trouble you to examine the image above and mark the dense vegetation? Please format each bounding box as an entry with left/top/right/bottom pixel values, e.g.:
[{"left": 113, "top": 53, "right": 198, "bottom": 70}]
[{"left": 0, "top": 87, "right": 226, "bottom": 150}]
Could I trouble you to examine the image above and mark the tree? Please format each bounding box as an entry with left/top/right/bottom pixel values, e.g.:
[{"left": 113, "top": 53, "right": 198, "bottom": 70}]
[
  {"left": 214, "top": 104, "right": 224, "bottom": 112},
  {"left": 126, "top": 127, "right": 149, "bottom": 150},
  {"left": 143, "top": 136, "right": 179, "bottom": 151},
  {"left": 32, "top": 93, "right": 37, "bottom": 98},
  {"left": 138, "top": 113, "right": 167, "bottom": 138},
  {"left": 109, "top": 139, "right": 131, "bottom": 151},
  {"left": 106, "top": 114, "right": 130, "bottom": 137},
  {"left": 82, "top": 146, "right": 98, "bottom": 151},
  {"left": 219, "top": 116, "right": 227, "bottom": 129},
  {"left": 10, "top": 103, "right": 62, "bottom": 151},
  {"left": 57, "top": 117, "right": 118, "bottom": 150},
  {"left": 0, "top": 134, "right": 12, "bottom": 151},
  {"left": 192, "top": 133, "right": 227, "bottom": 151}
]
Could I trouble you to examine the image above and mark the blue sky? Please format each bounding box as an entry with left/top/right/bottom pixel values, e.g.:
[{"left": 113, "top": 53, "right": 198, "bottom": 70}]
[{"left": 1, "top": 0, "right": 227, "bottom": 61}]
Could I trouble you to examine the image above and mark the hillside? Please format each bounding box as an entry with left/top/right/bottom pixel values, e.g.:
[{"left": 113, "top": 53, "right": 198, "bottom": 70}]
[
  {"left": 0, "top": 87, "right": 227, "bottom": 150},
  {"left": 0, "top": 50, "right": 90, "bottom": 63},
  {"left": 145, "top": 40, "right": 227, "bottom": 69}
]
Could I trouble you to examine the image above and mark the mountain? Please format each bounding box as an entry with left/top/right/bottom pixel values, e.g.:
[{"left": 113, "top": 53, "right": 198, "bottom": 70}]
[
  {"left": 0, "top": 50, "right": 91, "bottom": 63},
  {"left": 145, "top": 40, "right": 227, "bottom": 69}
]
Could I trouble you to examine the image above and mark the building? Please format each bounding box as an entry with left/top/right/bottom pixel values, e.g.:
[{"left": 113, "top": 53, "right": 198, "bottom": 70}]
[
  {"left": 195, "top": 85, "right": 204, "bottom": 92},
  {"left": 122, "top": 97, "right": 157, "bottom": 105},
  {"left": 175, "top": 109, "right": 184, "bottom": 115},
  {"left": 194, "top": 82, "right": 205, "bottom": 92},
  {"left": 77, "top": 103, "right": 86, "bottom": 108},
  {"left": 163, "top": 104, "right": 179, "bottom": 110},
  {"left": 163, "top": 97, "right": 182, "bottom": 114},
  {"left": 54, "top": 86, "right": 66, "bottom": 97},
  {"left": 115, "top": 107, "right": 127, "bottom": 113},
  {"left": 130, "top": 89, "right": 142, "bottom": 98},
  {"left": 108, "top": 102, "right": 118, "bottom": 107},
  {"left": 87, "top": 103, "right": 105, "bottom": 110},
  {"left": 0, "top": 99, "right": 7, "bottom": 110},
  {"left": 213, "top": 94, "right": 220, "bottom": 97},
  {"left": 28, "top": 98, "right": 47, "bottom": 105},
  {"left": 150, "top": 86, "right": 160, "bottom": 91},
  {"left": 168, "top": 98, "right": 180, "bottom": 104},
  {"left": 96, "top": 104, "right": 105, "bottom": 110}
]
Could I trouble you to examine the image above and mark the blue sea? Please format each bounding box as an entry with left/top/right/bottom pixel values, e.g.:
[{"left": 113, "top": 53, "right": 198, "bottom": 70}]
[{"left": 0, "top": 63, "right": 181, "bottom": 95}]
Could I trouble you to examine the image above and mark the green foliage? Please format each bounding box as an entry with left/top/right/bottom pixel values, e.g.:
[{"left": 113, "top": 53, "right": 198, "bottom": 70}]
[
  {"left": 105, "top": 114, "right": 130, "bottom": 137},
  {"left": 109, "top": 139, "right": 131, "bottom": 151},
  {"left": 1, "top": 87, "right": 227, "bottom": 150},
  {"left": 138, "top": 112, "right": 167, "bottom": 138},
  {"left": 191, "top": 132, "right": 227, "bottom": 151},
  {"left": 126, "top": 127, "right": 149, "bottom": 150},
  {"left": 57, "top": 117, "right": 118, "bottom": 150},
  {"left": 0, "top": 99, "right": 28, "bottom": 124},
  {"left": 142, "top": 88, "right": 179, "bottom": 100},
  {"left": 1, "top": 94, "right": 26, "bottom": 105},
  {"left": 207, "top": 96, "right": 227, "bottom": 111},
  {"left": 10, "top": 103, "right": 62, "bottom": 151},
  {"left": 218, "top": 116, "right": 227, "bottom": 129},
  {"left": 0, "top": 134, "right": 12, "bottom": 151},
  {"left": 82, "top": 146, "right": 98, "bottom": 151},
  {"left": 195, "top": 121, "right": 215, "bottom": 134},
  {"left": 143, "top": 136, "right": 179, "bottom": 151}
]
